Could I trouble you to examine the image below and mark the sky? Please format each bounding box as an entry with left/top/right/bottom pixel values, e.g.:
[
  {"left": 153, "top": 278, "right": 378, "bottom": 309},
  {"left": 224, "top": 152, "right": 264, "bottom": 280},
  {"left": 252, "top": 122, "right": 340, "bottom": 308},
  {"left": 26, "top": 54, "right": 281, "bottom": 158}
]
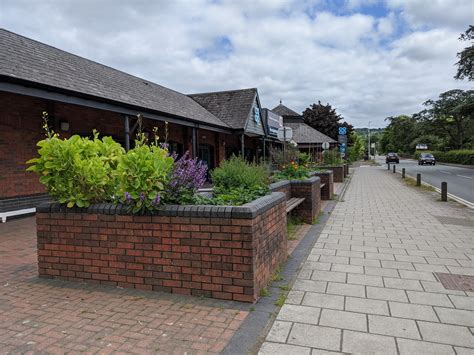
[{"left": 1, "top": 0, "right": 472, "bottom": 127}]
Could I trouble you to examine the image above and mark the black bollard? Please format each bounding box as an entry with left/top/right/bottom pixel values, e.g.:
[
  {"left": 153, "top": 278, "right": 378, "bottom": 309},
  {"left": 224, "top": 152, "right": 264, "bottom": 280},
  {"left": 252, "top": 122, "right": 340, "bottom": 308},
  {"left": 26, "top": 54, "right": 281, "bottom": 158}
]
[
  {"left": 416, "top": 173, "right": 421, "bottom": 186},
  {"left": 387, "top": 163, "right": 390, "bottom": 170},
  {"left": 393, "top": 164, "right": 396, "bottom": 173},
  {"left": 441, "top": 182, "right": 447, "bottom": 201},
  {"left": 402, "top": 168, "right": 405, "bottom": 179}
]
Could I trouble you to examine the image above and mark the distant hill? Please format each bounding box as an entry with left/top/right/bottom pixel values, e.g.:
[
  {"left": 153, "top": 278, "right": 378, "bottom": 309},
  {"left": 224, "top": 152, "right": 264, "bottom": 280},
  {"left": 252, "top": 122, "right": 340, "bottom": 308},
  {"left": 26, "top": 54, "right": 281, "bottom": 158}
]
[{"left": 355, "top": 128, "right": 385, "bottom": 135}]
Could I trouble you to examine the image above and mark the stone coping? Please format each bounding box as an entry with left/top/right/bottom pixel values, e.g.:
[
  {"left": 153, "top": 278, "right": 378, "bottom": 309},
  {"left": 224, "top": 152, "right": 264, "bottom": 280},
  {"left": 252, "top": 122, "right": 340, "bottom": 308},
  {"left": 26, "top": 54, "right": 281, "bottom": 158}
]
[
  {"left": 310, "top": 170, "right": 333, "bottom": 176},
  {"left": 269, "top": 176, "right": 321, "bottom": 190},
  {"left": 36, "top": 192, "right": 286, "bottom": 219}
]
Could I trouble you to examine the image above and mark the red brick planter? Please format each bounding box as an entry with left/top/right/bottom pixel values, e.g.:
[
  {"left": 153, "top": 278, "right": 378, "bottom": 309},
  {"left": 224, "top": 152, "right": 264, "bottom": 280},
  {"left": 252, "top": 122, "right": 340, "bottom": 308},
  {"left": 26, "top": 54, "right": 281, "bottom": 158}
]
[
  {"left": 318, "top": 165, "right": 344, "bottom": 182},
  {"left": 270, "top": 176, "right": 321, "bottom": 223},
  {"left": 36, "top": 192, "right": 287, "bottom": 303},
  {"left": 311, "top": 171, "right": 334, "bottom": 200}
]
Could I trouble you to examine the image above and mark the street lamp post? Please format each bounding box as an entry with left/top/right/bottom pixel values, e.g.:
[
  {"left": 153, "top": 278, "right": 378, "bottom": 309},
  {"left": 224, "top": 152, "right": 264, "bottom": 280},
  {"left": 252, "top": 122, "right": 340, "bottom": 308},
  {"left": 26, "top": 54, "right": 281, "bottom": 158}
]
[{"left": 368, "top": 121, "right": 371, "bottom": 160}]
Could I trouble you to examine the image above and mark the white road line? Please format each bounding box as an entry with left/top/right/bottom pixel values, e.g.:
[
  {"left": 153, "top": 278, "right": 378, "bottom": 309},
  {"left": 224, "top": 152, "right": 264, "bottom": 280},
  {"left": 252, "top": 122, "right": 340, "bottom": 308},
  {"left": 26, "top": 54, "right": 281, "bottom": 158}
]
[
  {"left": 440, "top": 171, "right": 451, "bottom": 174},
  {"left": 457, "top": 175, "right": 473, "bottom": 179}
]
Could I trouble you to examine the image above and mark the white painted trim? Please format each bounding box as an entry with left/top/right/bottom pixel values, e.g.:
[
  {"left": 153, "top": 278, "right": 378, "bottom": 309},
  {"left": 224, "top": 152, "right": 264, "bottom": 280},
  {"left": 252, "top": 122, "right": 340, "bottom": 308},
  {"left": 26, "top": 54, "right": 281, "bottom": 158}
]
[{"left": 0, "top": 208, "right": 36, "bottom": 223}]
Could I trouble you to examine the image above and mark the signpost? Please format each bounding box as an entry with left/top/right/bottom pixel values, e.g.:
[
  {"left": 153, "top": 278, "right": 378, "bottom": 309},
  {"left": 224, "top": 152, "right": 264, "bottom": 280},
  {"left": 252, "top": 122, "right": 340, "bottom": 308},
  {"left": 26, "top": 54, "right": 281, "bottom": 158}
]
[
  {"left": 322, "top": 141, "right": 330, "bottom": 150},
  {"left": 277, "top": 127, "right": 293, "bottom": 141},
  {"left": 338, "top": 127, "right": 347, "bottom": 160},
  {"left": 277, "top": 126, "right": 293, "bottom": 165}
]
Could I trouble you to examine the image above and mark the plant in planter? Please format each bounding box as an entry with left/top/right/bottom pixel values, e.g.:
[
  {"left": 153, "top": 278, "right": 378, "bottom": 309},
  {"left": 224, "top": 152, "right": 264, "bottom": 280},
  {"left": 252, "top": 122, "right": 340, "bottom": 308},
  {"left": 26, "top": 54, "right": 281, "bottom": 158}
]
[
  {"left": 116, "top": 133, "right": 174, "bottom": 213},
  {"left": 207, "top": 156, "right": 270, "bottom": 205},
  {"left": 322, "top": 149, "right": 343, "bottom": 166},
  {"left": 164, "top": 151, "right": 208, "bottom": 204},
  {"left": 274, "top": 161, "right": 311, "bottom": 180},
  {"left": 27, "top": 113, "right": 125, "bottom": 208}
]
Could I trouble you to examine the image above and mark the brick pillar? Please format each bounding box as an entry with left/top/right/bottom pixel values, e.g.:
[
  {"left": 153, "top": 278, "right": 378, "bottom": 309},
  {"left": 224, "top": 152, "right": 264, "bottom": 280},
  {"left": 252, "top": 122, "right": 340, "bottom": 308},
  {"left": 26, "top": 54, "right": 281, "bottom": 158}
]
[{"left": 290, "top": 177, "right": 321, "bottom": 224}]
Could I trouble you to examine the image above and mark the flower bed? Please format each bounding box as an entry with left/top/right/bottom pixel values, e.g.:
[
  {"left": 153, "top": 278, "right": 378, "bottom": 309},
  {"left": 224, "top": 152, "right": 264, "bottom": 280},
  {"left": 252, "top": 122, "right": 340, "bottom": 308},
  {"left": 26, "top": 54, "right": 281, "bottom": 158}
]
[
  {"left": 28, "top": 115, "right": 289, "bottom": 303},
  {"left": 36, "top": 192, "right": 287, "bottom": 303}
]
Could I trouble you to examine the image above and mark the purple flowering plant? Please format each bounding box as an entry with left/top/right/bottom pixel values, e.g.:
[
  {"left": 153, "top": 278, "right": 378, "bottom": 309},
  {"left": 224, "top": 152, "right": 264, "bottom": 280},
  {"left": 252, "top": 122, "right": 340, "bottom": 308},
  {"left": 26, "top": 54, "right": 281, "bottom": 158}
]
[{"left": 164, "top": 151, "right": 207, "bottom": 204}]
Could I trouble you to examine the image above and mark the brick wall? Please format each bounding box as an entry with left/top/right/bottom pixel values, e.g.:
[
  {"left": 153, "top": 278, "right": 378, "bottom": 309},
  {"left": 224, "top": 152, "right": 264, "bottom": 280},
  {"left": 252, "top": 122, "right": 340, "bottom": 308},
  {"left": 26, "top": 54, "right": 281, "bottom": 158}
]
[
  {"left": 269, "top": 180, "right": 291, "bottom": 200},
  {"left": 270, "top": 177, "right": 322, "bottom": 223},
  {"left": 0, "top": 92, "right": 247, "bottom": 200},
  {"left": 319, "top": 166, "right": 344, "bottom": 183},
  {"left": 0, "top": 93, "right": 47, "bottom": 198},
  {"left": 36, "top": 193, "right": 287, "bottom": 303},
  {"left": 312, "top": 171, "right": 334, "bottom": 200},
  {"left": 290, "top": 177, "right": 321, "bottom": 224}
]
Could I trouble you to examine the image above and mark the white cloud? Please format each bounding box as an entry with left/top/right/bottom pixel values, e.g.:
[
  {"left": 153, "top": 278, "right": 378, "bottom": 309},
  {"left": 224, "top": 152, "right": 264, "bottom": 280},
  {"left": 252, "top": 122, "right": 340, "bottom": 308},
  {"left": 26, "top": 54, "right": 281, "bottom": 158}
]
[
  {"left": 387, "top": 0, "right": 473, "bottom": 31},
  {"left": 0, "top": 0, "right": 471, "bottom": 128}
]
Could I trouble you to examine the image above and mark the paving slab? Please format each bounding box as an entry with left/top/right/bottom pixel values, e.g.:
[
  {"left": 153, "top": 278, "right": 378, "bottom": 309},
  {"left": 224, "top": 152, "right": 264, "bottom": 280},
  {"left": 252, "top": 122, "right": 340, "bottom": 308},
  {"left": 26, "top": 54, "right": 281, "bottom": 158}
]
[
  {"left": 0, "top": 217, "right": 248, "bottom": 354},
  {"left": 259, "top": 166, "right": 474, "bottom": 353}
]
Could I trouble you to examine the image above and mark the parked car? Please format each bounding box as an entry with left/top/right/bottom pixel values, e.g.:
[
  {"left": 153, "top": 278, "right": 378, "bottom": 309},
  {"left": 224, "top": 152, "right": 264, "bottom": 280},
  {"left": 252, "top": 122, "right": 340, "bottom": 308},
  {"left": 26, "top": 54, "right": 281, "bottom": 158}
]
[
  {"left": 386, "top": 152, "right": 399, "bottom": 164},
  {"left": 418, "top": 153, "right": 436, "bottom": 165}
]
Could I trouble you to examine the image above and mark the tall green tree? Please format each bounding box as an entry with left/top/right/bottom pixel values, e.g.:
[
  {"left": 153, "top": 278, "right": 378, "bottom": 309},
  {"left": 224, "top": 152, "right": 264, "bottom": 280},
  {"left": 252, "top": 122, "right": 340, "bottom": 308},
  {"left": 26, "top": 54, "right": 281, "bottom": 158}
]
[
  {"left": 455, "top": 25, "right": 474, "bottom": 81},
  {"left": 302, "top": 101, "right": 354, "bottom": 144},
  {"left": 417, "top": 89, "right": 474, "bottom": 149},
  {"left": 380, "top": 115, "right": 419, "bottom": 154}
]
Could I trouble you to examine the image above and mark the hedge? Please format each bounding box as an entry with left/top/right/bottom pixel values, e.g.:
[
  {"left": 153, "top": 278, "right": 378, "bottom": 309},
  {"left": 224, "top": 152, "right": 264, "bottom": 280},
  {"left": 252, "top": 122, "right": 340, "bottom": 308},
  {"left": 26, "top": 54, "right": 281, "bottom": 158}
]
[{"left": 413, "top": 150, "right": 474, "bottom": 165}]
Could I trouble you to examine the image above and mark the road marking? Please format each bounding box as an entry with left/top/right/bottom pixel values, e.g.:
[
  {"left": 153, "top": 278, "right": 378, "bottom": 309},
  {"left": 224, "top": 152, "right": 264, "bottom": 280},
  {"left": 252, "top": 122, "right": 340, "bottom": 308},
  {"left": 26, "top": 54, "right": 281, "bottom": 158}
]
[
  {"left": 457, "top": 175, "right": 473, "bottom": 179},
  {"left": 440, "top": 171, "right": 451, "bottom": 174}
]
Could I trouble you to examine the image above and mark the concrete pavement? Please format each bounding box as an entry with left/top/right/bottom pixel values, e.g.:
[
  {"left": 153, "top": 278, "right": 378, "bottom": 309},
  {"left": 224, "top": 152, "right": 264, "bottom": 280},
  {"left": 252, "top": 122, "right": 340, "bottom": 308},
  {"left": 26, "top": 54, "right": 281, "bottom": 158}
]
[
  {"left": 259, "top": 165, "right": 474, "bottom": 354},
  {"left": 376, "top": 156, "right": 474, "bottom": 204}
]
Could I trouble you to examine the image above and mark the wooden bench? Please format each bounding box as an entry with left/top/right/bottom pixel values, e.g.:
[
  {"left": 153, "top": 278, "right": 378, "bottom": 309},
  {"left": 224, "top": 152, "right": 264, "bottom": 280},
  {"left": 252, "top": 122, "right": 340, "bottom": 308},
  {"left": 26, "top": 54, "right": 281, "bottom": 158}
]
[{"left": 286, "top": 197, "right": 305, "bottom": 213}]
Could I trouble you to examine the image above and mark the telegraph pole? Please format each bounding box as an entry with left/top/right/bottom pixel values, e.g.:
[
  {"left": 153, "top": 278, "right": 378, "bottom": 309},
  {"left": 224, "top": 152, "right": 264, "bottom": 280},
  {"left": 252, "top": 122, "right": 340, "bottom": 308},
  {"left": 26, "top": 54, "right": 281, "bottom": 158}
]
[{"left": 368, "top": 121, "right": 371, "bottom": 160}]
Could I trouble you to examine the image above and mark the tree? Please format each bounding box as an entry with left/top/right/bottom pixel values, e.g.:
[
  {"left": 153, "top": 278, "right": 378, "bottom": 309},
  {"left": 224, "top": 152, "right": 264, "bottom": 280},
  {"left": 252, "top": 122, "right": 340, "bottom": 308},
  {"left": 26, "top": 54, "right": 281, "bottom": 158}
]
[
  {"left": 380, "top": 115, "right": 419, "bottom": 154},
  {"left": 455, "top": 25, "right": 474, "bottom": 81},
  {"left": 348, "top": 131, "right": 365, "bottom": 161},
  {"left": 418, "top": 89, "right": 474, "bottom": 149},
  {"left": 302, "top": 101, "right": 354, "bottom": 144}
]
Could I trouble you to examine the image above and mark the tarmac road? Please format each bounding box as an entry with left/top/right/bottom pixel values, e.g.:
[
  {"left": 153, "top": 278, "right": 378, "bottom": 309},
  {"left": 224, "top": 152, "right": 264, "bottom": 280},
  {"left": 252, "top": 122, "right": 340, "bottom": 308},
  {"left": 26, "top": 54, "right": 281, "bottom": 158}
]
[{"left": 375, "top": 156, "right": 474, "bottom": 204}]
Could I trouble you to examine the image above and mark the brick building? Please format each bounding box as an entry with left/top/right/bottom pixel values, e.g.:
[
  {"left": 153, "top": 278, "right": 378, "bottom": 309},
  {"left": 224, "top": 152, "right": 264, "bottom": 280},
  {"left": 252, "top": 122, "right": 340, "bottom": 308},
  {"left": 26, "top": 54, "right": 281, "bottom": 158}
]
[
  {"left": 272, "top": 103, "right": 337, "bottom": 160},
  {"left": 0, "top": 29, "right": 334, "bottom": 212}
]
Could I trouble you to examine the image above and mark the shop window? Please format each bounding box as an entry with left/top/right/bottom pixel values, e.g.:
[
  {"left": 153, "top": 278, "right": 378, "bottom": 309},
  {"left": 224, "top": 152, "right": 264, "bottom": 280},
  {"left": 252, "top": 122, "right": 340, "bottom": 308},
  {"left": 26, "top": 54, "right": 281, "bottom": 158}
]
[{"left": 168, "top": 141, "right": 183, "bottom": 157}]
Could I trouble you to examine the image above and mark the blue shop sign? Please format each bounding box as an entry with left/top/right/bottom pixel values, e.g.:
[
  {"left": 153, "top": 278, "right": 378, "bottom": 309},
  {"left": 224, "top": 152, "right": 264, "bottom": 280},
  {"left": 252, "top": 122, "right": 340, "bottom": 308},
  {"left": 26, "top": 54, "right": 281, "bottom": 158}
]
[{"left": 254, "top": 107, "right": 261, "bottom": 125}]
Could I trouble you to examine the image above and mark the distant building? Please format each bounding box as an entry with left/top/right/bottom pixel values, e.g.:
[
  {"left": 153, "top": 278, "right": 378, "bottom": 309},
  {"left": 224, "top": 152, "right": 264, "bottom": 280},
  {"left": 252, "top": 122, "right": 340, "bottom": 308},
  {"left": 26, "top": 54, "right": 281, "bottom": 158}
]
[{"left": 271, "top": 103, "right": 337, "bottom": 160}]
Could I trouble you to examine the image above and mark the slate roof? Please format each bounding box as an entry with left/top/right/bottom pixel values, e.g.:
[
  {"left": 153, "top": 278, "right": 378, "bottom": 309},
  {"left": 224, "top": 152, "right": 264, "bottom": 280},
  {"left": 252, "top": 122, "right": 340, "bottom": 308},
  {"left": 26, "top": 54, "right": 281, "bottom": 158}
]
[
  {"left": 0, "top": 29, "right": 229, "bottom": 129},
  {"left": 271, "top": 103, "right": 301, "bottom": 117},
  {"left": 188, "top": 88, "right": 257, "bottom": 130},
  {"left": 286, "top": 122, "right": 337, "bottom": 144}
]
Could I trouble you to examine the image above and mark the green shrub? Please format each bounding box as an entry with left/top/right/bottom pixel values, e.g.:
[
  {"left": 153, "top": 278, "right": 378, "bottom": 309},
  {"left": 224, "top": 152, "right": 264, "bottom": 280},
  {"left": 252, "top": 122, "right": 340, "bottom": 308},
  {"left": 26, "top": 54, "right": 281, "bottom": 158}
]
[
  {"left": 210, "top": 156, "right": 270, "bottom": 205},
  {"left": 322, "top": 149, "right": 343, "bottom": 166},
  {"left": 116, "top": 134, "right": 174, "bottom": 213},
  {"left": 298, "top": 152, "right": 311, "bottom": 165},
  {"left": 27, "top": 131, "right": 124, "bottom": 208}
]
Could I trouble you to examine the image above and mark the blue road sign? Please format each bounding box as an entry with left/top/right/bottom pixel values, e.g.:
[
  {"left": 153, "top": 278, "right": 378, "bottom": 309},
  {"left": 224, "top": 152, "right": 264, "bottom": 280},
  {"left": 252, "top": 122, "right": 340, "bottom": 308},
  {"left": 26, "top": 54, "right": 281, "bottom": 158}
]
[{"left": 338, "top": 127, "right": 347, "bottom": 135}]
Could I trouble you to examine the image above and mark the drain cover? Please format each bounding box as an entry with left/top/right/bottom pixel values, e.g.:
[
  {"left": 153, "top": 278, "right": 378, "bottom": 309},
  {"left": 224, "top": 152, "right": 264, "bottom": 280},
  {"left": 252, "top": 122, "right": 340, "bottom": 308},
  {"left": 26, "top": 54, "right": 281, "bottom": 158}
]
[{"left": 435, "top": 273, "right": 474, "bottom": 291}]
